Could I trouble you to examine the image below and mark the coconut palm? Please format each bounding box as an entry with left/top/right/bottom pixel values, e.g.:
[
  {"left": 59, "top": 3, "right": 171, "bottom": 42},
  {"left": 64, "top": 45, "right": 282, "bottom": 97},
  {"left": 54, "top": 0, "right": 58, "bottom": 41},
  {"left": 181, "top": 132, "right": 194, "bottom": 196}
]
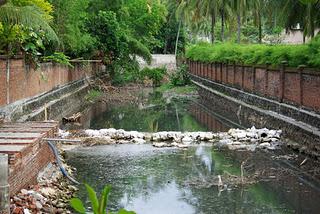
[
  {"left": 230, "top": 0, "right": 248, "bottom": 43},
  {"left": 0, "top": 2, "right": 58, "bottom": 44}
]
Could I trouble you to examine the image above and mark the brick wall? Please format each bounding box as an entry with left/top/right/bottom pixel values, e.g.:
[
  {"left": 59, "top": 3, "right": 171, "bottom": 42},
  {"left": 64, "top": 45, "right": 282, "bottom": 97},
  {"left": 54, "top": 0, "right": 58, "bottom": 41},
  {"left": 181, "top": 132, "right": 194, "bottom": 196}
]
[
  {"left": 187, "top": 60, "right": 320, "bottom": 113},
  {"left": 0, "top": 56, "right": 103, "bottom": 107}
]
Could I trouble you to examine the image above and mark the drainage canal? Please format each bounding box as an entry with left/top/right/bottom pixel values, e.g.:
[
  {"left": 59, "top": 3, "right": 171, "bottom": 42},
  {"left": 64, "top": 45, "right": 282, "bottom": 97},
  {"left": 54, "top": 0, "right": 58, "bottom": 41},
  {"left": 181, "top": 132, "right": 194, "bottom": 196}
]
[{"left": 64, "top": 91, "right": 320, "bottom": 214}]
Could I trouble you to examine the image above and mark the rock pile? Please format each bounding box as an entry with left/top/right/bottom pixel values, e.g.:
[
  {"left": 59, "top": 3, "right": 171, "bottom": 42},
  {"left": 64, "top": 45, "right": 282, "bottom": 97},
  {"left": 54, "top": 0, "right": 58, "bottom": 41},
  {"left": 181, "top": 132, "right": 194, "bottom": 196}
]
[
  {"left": 62, "top": 126, "right": 282, "bottom": 151},
  {"left": 10, "top": 164, "right": 78, "bottom": 214},
  {"left": 216, "top": 127, "right": 282, "bottom": 151}
]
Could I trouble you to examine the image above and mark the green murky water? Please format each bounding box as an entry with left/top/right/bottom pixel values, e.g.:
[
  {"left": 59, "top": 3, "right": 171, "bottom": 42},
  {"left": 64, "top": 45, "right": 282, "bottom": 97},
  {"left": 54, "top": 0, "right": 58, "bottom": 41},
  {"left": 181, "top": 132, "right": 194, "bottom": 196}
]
[{"left": 65, "top": 94, "right": 320, "bottom": 214}]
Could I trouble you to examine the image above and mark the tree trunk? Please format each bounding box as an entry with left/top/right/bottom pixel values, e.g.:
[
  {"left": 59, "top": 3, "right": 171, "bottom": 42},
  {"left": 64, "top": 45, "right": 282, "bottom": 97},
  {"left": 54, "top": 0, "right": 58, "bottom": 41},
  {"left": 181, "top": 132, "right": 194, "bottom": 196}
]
[
  {"left": 0, "top": 0, "right": 7, "bottom": 7},
  {"left": 211, "top": 9, "right": 216, "bottom": 43},
  {"left": 237, "top": 13, "right": 241, "bottom": 43},
  {"left": 258, "top": 11, "right": 262, "bottom": 43},
  {"left": 175, "top": 20, "right": 181, "bottom": 57},
  {"left": 221, "top": 9, "right": 225, "bottom": 42}
]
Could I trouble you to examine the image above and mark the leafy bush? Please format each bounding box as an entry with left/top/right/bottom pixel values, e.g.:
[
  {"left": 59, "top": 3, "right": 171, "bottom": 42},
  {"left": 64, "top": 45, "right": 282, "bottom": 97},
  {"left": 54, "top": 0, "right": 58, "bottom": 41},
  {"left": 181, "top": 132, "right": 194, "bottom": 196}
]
[
  {"left": 308, "top": 36, "right": 320, "bottom": 67},
  {"left": 70, "top": 183, "right": 135, "bottom": 214},
  {"left": 140, "top": 67, "right": 167, "bottom": 87},
  {"left": 42, "top": 52, "right": 73, "bottom": 67},
  {"left": 170, "top": 64, "right": 191, "bottom": 86},
  {"left": 186, "top": 37, "right": 320, "bottom": 69}
]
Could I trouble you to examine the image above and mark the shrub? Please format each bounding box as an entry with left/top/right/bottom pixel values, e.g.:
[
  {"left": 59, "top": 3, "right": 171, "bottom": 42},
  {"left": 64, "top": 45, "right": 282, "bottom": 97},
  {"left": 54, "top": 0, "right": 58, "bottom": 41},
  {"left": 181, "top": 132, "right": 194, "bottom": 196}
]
[
  {"left": 140, "top": 67, "right": 167, "bottom": 87},
  {"left": 170, "top": 64, "right": 191, "bottom": 86},
  {"left": 42, "top": 52, "right": 73, "bottom": 67},
  {"left": 186, "top": 37, "right": 320, "bottom": 69}
]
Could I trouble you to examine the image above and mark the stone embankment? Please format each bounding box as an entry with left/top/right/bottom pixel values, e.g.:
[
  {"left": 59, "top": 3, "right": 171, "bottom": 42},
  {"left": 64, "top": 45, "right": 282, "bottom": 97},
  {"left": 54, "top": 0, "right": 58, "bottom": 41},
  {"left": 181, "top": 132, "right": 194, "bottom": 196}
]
[{"left": 61, "top": 126, "right": 283, "bottom": 151}]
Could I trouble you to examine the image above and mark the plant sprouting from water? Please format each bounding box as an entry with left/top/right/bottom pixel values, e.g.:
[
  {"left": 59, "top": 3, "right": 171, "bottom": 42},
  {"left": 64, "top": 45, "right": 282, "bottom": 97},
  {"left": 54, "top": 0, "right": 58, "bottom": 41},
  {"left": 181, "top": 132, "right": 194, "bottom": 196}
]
[{"left": 70, "top": 183, "right": 135, "bottom": 214}]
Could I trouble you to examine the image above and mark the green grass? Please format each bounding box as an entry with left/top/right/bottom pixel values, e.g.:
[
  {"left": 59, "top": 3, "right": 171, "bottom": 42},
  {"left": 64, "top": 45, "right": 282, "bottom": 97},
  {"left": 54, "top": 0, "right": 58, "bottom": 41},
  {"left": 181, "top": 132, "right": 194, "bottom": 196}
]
[
  {"left": 156, "top": 83, "right": 197, "bottom": 95},
  {"left": 186, "top": 37, "right": 320, "bottom": 69},
  {"left": 85, "top": 89, "right": 103, "bottom": 102}
]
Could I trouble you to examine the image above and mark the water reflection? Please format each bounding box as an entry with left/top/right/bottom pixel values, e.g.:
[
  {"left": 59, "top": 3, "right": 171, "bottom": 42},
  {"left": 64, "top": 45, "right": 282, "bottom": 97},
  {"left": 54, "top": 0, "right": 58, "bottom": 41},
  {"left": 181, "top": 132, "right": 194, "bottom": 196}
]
[
  {"left": 195, "top": 146, "right": 212, "bottom": 173},
  {"left": 65, "top": 144, "right": 320, "bottom": 214},
  {"left": 62, "top": 91, "right": 234, "bottom": 132},
  {"left": 120, "top": 181, "right": 196, "bottom": 214}
]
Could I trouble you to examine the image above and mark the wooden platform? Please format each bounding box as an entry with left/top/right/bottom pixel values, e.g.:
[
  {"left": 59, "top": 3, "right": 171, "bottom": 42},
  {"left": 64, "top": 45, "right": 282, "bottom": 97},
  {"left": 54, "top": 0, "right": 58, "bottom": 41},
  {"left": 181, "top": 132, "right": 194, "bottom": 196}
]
[{"left": 0, "top": 121, "right": 58, "bottom": 195}]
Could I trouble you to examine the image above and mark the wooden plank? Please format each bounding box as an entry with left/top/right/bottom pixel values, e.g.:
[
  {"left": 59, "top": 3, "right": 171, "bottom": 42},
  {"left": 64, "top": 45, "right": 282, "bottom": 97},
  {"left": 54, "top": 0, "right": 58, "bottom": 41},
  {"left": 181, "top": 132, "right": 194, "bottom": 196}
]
[{"left": 0, "top": 132, "right": 42, "bottom": 138}]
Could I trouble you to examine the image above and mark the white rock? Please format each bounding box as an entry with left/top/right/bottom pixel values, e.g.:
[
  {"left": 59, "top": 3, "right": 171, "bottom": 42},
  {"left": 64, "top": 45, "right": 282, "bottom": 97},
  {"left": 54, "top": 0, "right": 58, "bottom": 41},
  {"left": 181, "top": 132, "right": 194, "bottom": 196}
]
[
  {"left": 84, "top": 129, "right": 100, "bottom": 137},
  {"left": 21, "top": 189, "right": 28, "bottom": 195},
  {"left": 177, "top": 144, "right": 189, "bottom": 148},
  {"left": 24, "top": 209, "right": 31, "bottom": 214},
  {"left": 40, "top": 187, "right": 56, "bottom": 197},
  {"left": 258, "top": 142, "right": 271, "bottom": 148},
  {"left": 35, "top": 201, "right": 43, "bottom": 209},
  {"left": 235, "top": 131, "right": 247, "bottom": 139},
  {"left": 182, "top": 136, "right": 193, "bottom": 144},
  {"left": 132, "top": 138, "right": 146, "bottom": 144},
  {"left": 58, "top": 129, "right": 70, "bottom": 138},
  {"left": 153, "top": 142, "right": 167, "bottom": 148}
]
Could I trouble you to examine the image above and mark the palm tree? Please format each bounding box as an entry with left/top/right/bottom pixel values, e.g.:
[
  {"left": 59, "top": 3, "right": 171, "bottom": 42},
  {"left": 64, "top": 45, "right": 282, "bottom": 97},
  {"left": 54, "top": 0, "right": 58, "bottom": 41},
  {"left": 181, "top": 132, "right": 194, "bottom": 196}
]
[
  {"left": 250, "top": 0, "right": 264, "bottom": 43},
  {"left": 0, "top": 2, "right": 58, "bottom": 45},
  {"left": 270, "top": 0, "right": 320, "bottom": 40},
  {"left": 231, "top": 0, "right": 247, "bottom": 43}
]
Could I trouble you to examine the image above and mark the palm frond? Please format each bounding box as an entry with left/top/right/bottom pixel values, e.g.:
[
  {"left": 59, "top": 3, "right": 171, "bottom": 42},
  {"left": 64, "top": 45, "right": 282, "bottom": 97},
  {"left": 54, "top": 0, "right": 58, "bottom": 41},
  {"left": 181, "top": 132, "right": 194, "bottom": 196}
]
[{"left": 0, "top": 4, "right": 59, "bottom": 43}]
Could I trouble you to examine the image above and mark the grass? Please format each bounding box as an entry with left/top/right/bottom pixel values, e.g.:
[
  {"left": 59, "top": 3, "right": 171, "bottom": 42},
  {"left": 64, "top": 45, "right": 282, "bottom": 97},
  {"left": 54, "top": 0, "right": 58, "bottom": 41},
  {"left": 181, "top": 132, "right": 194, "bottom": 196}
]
[
  {"left": 155, "top": 83, "right": 197, "bottom": 95},
  {"left": 85, "top": 89, "right": 103, "bottom": 102}
]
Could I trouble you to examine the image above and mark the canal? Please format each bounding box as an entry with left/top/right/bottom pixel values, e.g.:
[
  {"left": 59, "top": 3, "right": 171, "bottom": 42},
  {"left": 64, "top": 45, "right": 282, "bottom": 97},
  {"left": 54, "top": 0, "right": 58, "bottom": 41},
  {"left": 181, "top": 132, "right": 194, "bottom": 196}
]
[{"left": 65, "top": 90, "right": 320, "bottom": 214}]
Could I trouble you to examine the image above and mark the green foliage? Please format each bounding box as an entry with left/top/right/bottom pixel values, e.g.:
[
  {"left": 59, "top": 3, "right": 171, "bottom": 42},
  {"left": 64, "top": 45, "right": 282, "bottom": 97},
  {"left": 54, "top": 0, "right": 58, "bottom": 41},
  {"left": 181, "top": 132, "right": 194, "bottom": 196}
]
[
  {"left": 87, "top": 10, "right": 122, "bottom": 62},
  {"left": 122, "top": 0, "right": 167, "bottom": 50},
  {"left": 308, "top": 35, "right": 320, "bottom": 67},
  {"left": 49, "top": 0, "right": 94, "bottom": 58},
  {"left": 156, "top": 83, "right": 196, "bottom": 95},
  {"left": 70, "top": 183, "right": 135, "bottom": 214},
  {"left": 141, "top": 67, "right": 167, "bottom": 87},
  {"left": 153, "top": 1, "right": 187, "bottom": 54},
  {"left": 186, "top": 40, "right": 320, "bottom": 68},
  {"left": 85, "top": 89, "right": 102, "bottom": 102},
  {"left": 170, "top": 64, "right": 191, "bottom": 86},
  {"left": 11, "top": 0, "right": 53, "bottom": 20},
  {"left": 41, "top": 52, "right": 72, "bottom": 67}
]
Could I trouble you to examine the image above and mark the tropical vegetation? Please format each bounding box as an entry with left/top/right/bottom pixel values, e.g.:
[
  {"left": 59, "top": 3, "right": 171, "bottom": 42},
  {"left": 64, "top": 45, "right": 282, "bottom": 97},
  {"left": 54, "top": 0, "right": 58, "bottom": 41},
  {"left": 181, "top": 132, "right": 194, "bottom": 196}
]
[
  {"left": 1, "top": 0, "right": 320, "bottom": 78},
  {"left": 70, "top": 183, "right": 135, "bottom": 214},
  {"left": 186, "top": 38, "right": 320, "bottom": 68}
]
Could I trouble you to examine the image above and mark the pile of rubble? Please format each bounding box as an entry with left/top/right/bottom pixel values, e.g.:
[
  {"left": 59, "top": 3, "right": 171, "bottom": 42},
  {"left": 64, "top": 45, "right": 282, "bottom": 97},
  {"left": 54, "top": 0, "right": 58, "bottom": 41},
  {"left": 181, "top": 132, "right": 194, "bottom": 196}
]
[
  {"left": 216, "top": 127, "right": 282, "bottom": 151},
  {"left": 61, "top": 126, "right": 282, "bottom": 151},
  {"left": 10, "top": 164, "right": 78, "bottom": 214}
]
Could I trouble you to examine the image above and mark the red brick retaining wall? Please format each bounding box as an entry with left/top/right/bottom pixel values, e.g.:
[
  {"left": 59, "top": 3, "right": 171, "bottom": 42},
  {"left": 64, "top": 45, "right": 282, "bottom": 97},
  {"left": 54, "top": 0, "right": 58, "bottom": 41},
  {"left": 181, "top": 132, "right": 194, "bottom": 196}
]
[
  {"left": 187, "top": 60, "right": 320, "bottom": 113},
  {"left": 0, "top": 56, "right": 103, "bottom": 107}
]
